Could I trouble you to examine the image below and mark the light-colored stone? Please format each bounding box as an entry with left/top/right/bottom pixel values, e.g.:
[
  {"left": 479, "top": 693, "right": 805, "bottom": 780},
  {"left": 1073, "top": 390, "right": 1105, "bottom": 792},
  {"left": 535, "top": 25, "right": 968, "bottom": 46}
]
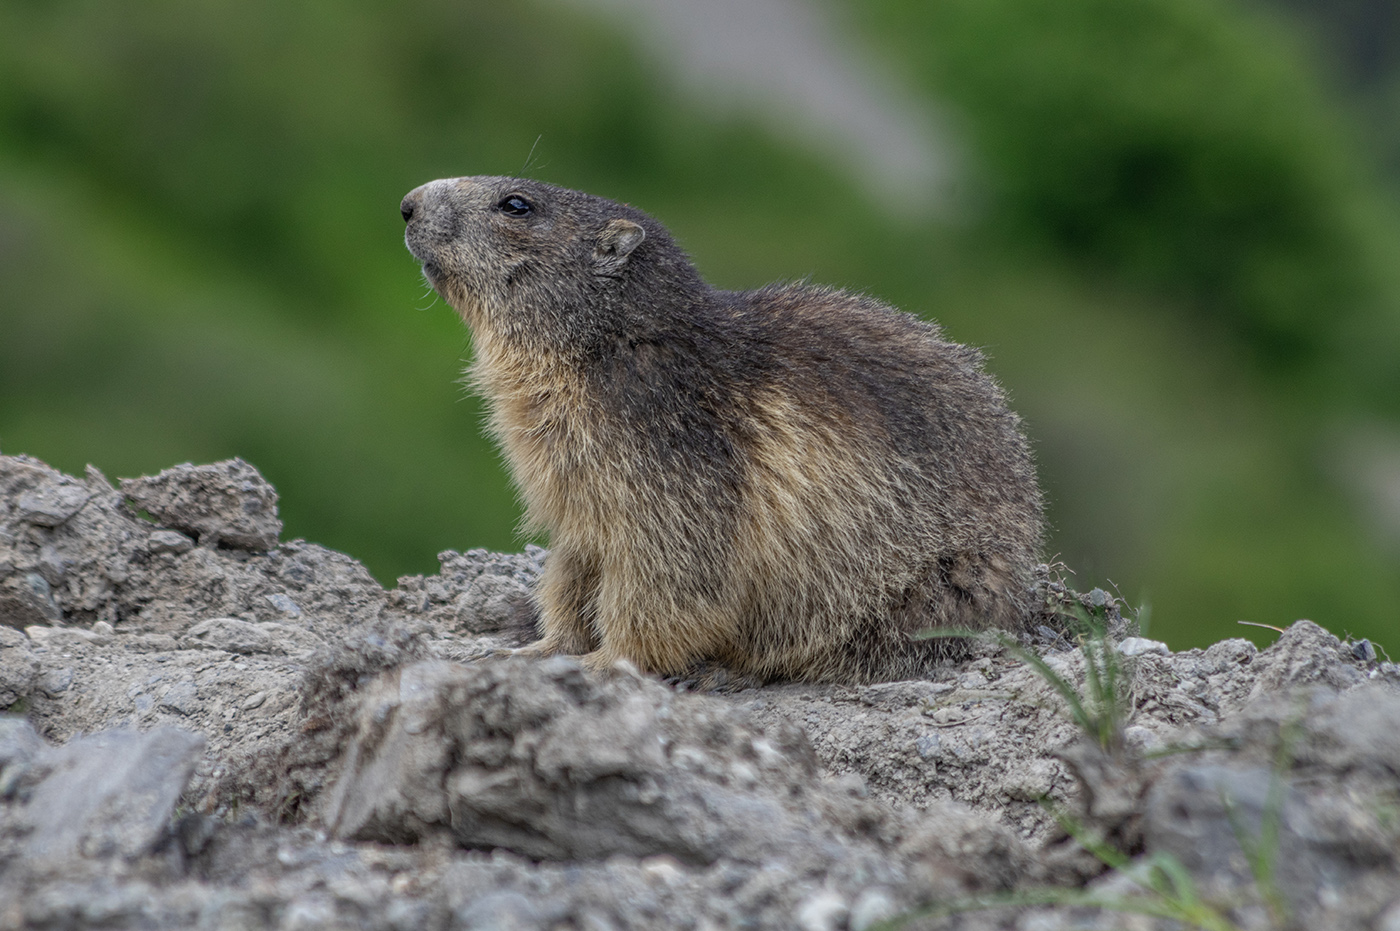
[{"left": 1117, "top": 637, "right": 1169, "bottom": 657}]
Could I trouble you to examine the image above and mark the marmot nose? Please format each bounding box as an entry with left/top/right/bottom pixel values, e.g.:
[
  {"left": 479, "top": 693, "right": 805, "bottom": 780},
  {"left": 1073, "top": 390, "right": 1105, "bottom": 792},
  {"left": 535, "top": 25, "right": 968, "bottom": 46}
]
[{"left": 400, "top": 193, "right": 418, "bottom": 224}]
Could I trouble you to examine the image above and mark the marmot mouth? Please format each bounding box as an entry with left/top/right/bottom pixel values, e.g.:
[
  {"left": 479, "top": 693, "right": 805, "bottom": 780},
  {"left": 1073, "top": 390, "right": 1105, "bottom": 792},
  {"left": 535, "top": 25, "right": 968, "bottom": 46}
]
[{"left": 420, "top": 261, "right": 444, "bottom": 283}]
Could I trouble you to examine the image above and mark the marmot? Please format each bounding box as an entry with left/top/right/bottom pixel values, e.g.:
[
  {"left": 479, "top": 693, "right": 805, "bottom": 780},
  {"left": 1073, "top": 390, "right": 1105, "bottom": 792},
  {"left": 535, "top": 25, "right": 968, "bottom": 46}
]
[{"left": 400, "top": 176, "right": 1043, "bottom": 684}]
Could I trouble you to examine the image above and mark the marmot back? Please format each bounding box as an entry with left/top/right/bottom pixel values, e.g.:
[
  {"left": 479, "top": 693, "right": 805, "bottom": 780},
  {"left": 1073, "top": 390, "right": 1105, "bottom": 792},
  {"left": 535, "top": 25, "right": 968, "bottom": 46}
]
[{"left": 401, "top": 176, "right": 1043, "bottom": 684}]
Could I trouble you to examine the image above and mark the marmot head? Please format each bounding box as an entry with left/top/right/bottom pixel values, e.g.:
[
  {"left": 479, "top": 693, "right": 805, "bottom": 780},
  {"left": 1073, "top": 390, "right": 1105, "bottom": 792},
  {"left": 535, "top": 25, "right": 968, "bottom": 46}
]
[{"left": 401, "top": 176, "right": 699, "bottom": 349}]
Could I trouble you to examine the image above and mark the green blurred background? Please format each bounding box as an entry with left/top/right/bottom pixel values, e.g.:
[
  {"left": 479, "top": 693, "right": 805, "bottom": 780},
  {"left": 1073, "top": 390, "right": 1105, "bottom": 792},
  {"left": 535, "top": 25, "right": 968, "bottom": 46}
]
[{"left": 1, "top": 0, "right": 1397, "bottom": 651}]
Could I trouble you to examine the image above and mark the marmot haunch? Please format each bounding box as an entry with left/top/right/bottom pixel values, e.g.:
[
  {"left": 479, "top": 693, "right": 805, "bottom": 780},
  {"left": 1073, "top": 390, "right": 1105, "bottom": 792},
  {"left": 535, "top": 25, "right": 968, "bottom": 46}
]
[{"left": 400, "top": 176, "right": 1044, "bottom": 684}]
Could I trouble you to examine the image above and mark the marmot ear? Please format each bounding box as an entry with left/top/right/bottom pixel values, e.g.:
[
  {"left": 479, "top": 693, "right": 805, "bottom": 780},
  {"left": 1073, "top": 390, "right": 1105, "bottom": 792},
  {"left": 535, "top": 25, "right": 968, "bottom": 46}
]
[{"left": 593, "top": 219, "right": 646, "bottom": 276}]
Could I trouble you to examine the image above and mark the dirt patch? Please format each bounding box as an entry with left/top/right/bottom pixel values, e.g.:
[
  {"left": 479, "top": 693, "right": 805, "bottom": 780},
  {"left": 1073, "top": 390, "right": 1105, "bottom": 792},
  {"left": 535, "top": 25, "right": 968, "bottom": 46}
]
[{"left": 2, "top": 453, "right": 1398, "bottom": 930}]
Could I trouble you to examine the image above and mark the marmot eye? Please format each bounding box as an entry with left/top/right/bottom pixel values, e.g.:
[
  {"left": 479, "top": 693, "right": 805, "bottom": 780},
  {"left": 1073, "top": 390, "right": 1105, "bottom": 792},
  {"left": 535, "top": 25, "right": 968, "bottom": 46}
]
[{"left": 498, "top": 195, "right": 533, "bottom": 217}]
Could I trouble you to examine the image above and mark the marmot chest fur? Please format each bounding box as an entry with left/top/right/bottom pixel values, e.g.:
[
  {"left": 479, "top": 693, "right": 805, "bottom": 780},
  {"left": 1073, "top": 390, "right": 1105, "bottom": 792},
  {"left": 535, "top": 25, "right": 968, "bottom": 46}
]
[{"left": 400, "top": 176, "right": 1043, "bottom": 684}]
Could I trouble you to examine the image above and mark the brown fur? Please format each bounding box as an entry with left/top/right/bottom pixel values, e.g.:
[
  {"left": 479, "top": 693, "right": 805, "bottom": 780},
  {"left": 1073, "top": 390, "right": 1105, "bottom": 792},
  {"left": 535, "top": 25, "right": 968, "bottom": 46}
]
[{"left": 401, "top": 176, "right": 1043, "bottom": 684}]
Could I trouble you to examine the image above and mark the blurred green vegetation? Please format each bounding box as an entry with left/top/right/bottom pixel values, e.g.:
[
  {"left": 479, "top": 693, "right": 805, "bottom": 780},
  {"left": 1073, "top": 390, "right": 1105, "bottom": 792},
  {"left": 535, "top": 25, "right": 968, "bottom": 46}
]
[{"left": 1, "top": 0, "right": 1397, "bottom": 650}]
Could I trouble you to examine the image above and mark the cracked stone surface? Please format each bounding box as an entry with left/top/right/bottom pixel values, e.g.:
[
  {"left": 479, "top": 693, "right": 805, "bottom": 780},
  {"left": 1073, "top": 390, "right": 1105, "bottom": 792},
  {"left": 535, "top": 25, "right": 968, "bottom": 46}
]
[{"left": 2, "top": 453, "right": 1399, "bottom": 930}]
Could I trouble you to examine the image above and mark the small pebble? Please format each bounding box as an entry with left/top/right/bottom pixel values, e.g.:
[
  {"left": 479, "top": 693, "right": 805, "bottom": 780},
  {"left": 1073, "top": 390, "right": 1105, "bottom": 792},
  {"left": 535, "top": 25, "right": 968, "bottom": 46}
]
[
  {"left": 640, "top": 854, "right": 684, "bottom": 885},
  {"left": 1123, "top": 725, "right": 1164, "bottom": 753},
  {"left": 915, "top": 734, "right": 940, "bottom": 759},
  {"left": 1117, "top": 637, "right": 1169, "bottom": 657},
  {"left": 38, "top": 667, "right": 73, "bottom": 696},
  {"left": 265, "top": 593, "right": 302, "bottom": 617},
  {"left": 958, "top": 671, "right": 990, "bottom": 689},
  {"left": 147, "top": 530, "right": 195, "bottom": 555}
]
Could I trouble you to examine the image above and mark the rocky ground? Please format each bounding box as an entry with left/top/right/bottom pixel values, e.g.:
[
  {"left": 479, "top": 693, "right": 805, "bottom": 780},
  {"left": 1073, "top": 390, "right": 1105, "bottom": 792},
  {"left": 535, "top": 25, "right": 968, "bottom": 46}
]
[{"left": 2, "top": 452, "right": 1399, "bottom": 931}]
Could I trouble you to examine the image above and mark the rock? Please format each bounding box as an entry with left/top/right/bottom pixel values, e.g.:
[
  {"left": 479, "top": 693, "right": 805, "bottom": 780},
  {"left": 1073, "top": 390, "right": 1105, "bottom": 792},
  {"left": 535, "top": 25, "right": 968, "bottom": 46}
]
[
  {"left": 0, "top": 627, "right": 39, "bottom": 706},
  {"left": 899, "top": 802, "right": 1036, "bottom": 896},
  {"left": 181, "top": 617, "right": 321, "bottom": 656},
  {"left": 324, "top": 656, "right": 832, "bottom": 866},
  {"left": 392, "top": 547, "right": 546, "bottom": 638},
  {"left": 1304, "top": 686, "right": 1400, "bottom": 776},
  {"left": 639, "top": 854, "right": 685, "bottom": 885},
  {"left": 0, "top": 573, "right": 62, "bottom": 628},
  {"left": 266, "top": 593, "right": 302, "bottom": 617},
  {"left": 1245, "top": 619, "right": 1367, "bottom": 699},
  {"left": 158, "top": 679, "right": 201, "bottom": 715},
  {"left": 16, "top": 482, "right": 92, "bottom": 527},
  {"left": 37, "top": 665, "right": 73, "bottom": 696},
  {"left": 24, "top": 625, "right": 106, "bottom": 650},
  {"left": 120, "top": 459, "right": 281, "bottom": 550},
  {"left": 1116, "top": 637, "right": 1168, "bottom": 656},
  {"left": 2, "top": 453, "right": 1399, "bottom": 931},
  {"left": 147, "top": 530, "right": 195, "bottom": 555},
  {"left": 10, "top": 727, "right": 205, "bottom": 868},
  {"left": 183, "top": 617, "right": 275, "bottom": 654},
  {"left": 455, "top": 573, "right": 531, "bottom": 633},
  {"left": 1145, "top": 686, "right": 1400, "bottom": 930},
  {"left": 857, "top": 680, "right": 954, "bottom": 709},
  {"left": 1352, "top": 639, "right": 1378, "bottom": 662},
  {"left": 1121, "top": 724, "right": 1164, "bottom": 753}
]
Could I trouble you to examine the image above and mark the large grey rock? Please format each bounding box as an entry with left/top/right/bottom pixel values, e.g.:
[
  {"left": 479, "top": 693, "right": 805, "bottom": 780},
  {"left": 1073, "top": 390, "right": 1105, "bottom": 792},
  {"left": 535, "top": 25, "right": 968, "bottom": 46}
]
[
  {"left": 1298, "top": 684, "right": 1400, "bottom": 778},
  {"left": 120, "top": 458, "right": 281, "bottom": 551},
  {"left": 13, "top": 726, "right": 206, "bottom": 867},
  {"left": 1150, "top": 764, "right": 1368, "bottom": 878},
  {"left": 324, "top": 656, "right": 826, "bottom": 865},
  {"left": 1143, "top": 684, "right": 1400, "bottom": 931},
  {"left": 16, "top": 482, "right": 93, "bottom": 528},
  {"left": 0, "top": 573, "right": 62, "bottom": 629},
  {"left": 1243, "top": 619, "right": 1367, "bottom": 700}
]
